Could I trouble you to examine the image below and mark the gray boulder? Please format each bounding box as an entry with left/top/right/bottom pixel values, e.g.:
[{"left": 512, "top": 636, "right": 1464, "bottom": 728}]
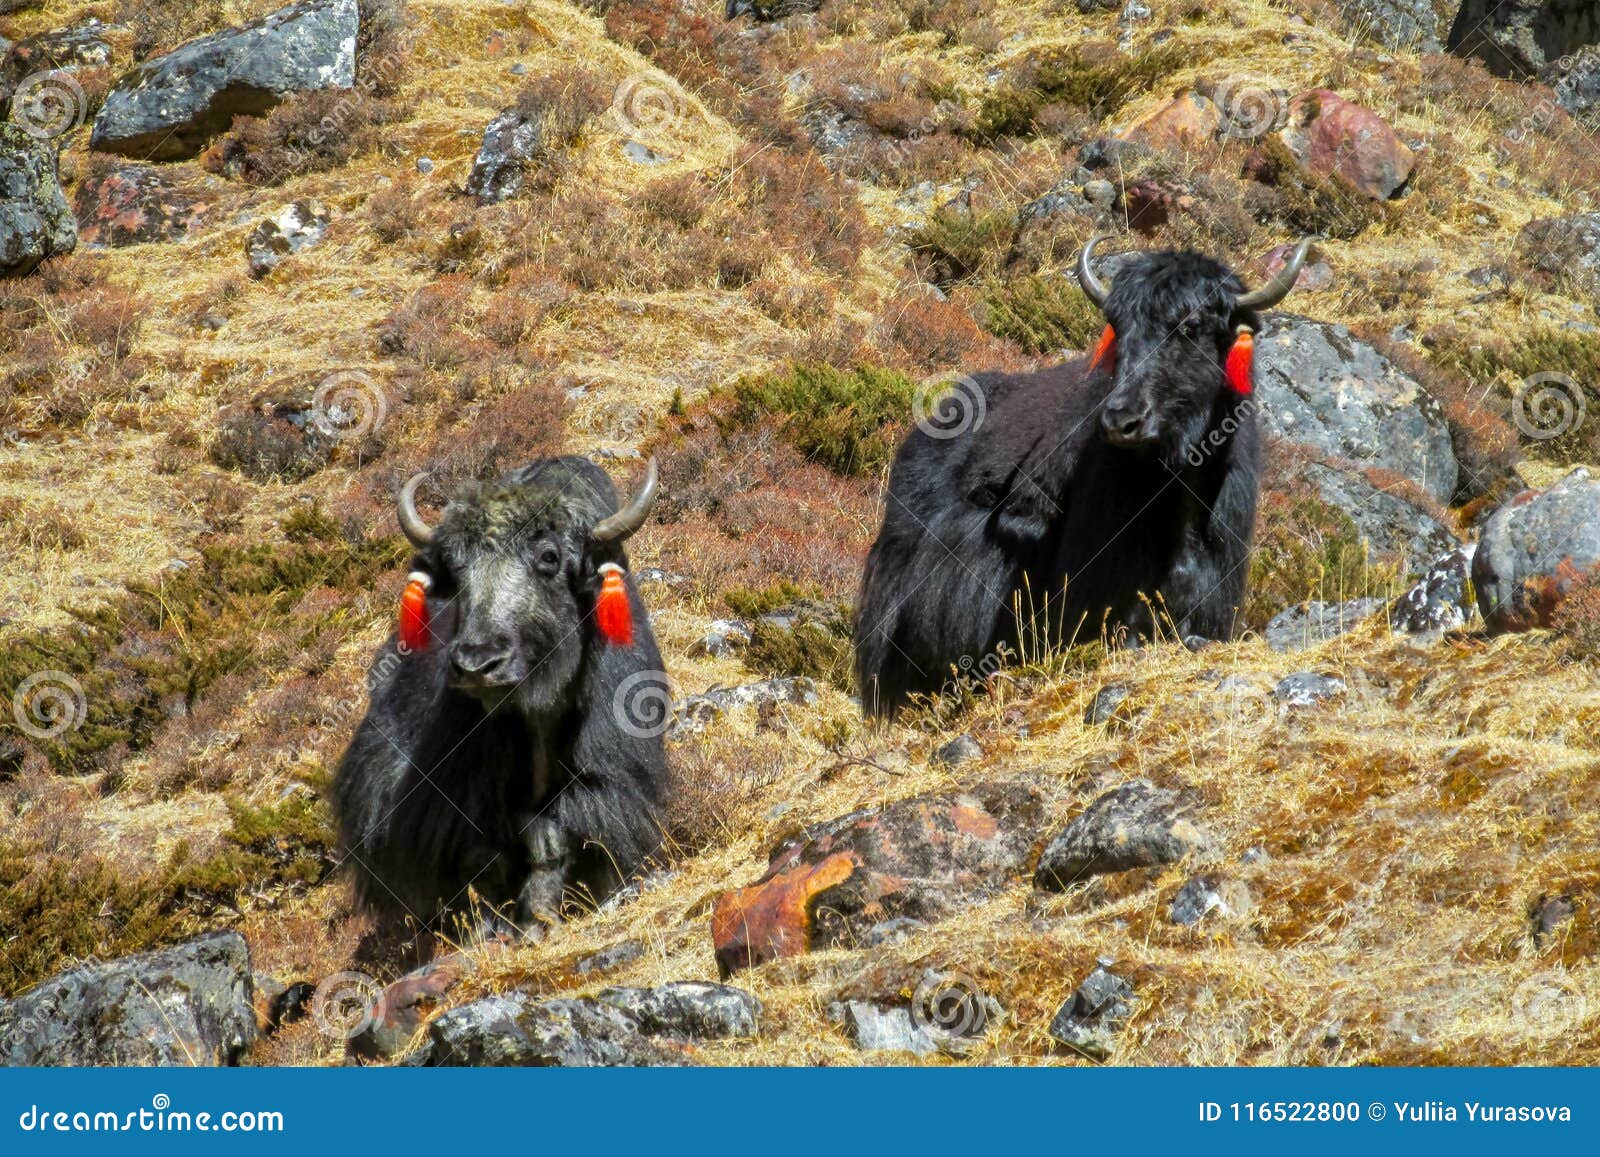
[
  {"left": 1552, "top": 47, "right": 1600, "bottom": 125},
  {"left": 1391, "top": 544, "right": 1477, "bottom": 634},
  {"left": 1305, "top": 462, "right": 1458, "bottom": 570},
  {"left": 90, "top": 0, "right": 357, "bottom": 161},
  {"left": 1449, "top": 0, "right": 1600, "bottom": 78},
  {"left": 1474, "top": 469, "right": 1600, "bottom": 632},
  {"left": 1264, "top": 598, "right": 1387, "bottom": 652},
  {"left": 594, "top": 982, "right": 762, "bottom": 1041},
  {"left": 0, "top": 122, "right": 75, "bottom": 274},
  {"left": 0, "top": 931, "right": 256, "bottom": 1066},
  {"left": 1035, "top": 779, "right": 1210, "bottom": 890},
  {"left": 1254, "top": 316, "right": 1459, "bottom": 504}
]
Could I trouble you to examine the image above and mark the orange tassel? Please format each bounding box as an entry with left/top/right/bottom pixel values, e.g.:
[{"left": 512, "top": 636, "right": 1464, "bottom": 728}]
[
  {"left": 596, "top": 563, "right": 633, "bottom": 647},
  {"left": 1089, "top": 324, "right": 1116, "bottom": 372},
  {"left": 399, "top": 572, "right": 432, "bottom": 652},
  {"left": 1224, "top": 326, "right": 1254, "bottom": 396}
]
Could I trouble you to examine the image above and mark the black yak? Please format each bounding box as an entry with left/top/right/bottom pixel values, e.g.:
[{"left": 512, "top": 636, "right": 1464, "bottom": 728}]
[
  {"left": 854, "top": 235, "right": 1315, "bottom": 717},
  {"left": 334, "top": 456, "right": 669, "bottom": 935}
]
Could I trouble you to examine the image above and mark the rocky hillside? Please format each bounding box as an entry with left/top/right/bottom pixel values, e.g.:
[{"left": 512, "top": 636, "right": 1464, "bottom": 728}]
[{"left": 1, "top": 0, "right": 1598, "bottom": 1066}]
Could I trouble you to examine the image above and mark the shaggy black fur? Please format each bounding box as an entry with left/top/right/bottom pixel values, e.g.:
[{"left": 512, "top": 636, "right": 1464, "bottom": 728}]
[
  {"left": 855, "top": 250, "right": 1263, "bottom": 717},
  {"left": 335, "top": 457, "right": 668, "bottom": 932}
]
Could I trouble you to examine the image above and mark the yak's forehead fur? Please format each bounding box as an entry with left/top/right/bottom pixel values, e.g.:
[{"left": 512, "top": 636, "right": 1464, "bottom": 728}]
[
  {"left": 435, "top": 457, "right": 620, "bottom": 555},
  {"left": 1103, "top": 249, "right": 1248, "bottom": 334}
]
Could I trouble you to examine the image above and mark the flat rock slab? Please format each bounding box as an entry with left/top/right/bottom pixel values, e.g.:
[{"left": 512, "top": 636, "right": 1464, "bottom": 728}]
[
  {"left": 1265, "top": 598, "right": 1387, "bottom": 652},
  {"left": 74, "top": 163, "right": 207, "bottom": 247},
  {"left": 1474, "top": 469, "right": 1600, "bottom": 632},
  {"left": 421, "top": 982, "right": 760, "bottom": 1067},
  {"left": 90, "top": 0, "right": 357, "bottom": 161},
  {"left": 712, "top": 780, "right": 1045, "bottom": 976},
  {"left": 1035, "top": 779, "right": 1209, "bottom": 891},
  {"left": 0, "top": 931, "right": 256, "bottom": 1066}
]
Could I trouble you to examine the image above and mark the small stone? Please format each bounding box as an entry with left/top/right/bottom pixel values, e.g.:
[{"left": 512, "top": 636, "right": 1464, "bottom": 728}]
[
  {"left": 1272, "top": 671, "right": 1347, "bottom": 708},
  {"left": 415, "top": 156, "right": 434, "bottom": 174},
  {"left": 1048, "top": 964, "right": 1133, "bottom": 1061},
  {"left": 1168, "top": 873, "right": 1251, "bottom": 926},
  {"left": 1391, "top": 545, "right": 1477, "bottom": 635},
  {"left": 245, "top": 198, "right": 329, "bottom": 278},
  {"left": 837, "top": 1001, "right": 939, "bottom": 1055},
  {"left": 622, "top": 140, "right": 673, "bottom": 165},
  {"left": 864, "top": 917, "right": 928, "bottom": 947},
  {"left": 1084, "top": 684, "right": 1131, "bottom": 725},
  {"left": 1082, "top": 178, "right": 1116, "bottom": 208},
  {"left": 689, "top": 619, "right": 752, "bottom": 659},
  {"left": 1532, "top": 895, "right": 1576, "bottom": 947},
  {"left": 933, "top": 734, "right": 982, "bottom": 766},
  {"left": 575, "top": 939, "right": 645, "bottom": 977}
]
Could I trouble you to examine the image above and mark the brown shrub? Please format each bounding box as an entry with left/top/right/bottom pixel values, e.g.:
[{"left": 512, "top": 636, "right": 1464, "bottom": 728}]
[
  {"left": 1554, "top": 568, "right": 1600, "bottom": 663},
  {"left": 202, "top": 89, "right": 405, "bottom": 185}
]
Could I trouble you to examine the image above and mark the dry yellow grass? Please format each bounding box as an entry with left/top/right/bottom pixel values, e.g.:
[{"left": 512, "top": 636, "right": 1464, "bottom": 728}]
[{"left": 4, "top": 0, "right": 1599, "bottom": 1066}]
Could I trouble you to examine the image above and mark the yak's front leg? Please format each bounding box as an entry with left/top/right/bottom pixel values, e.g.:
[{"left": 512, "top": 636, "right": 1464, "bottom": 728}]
[{"left": 514, "top": 815, "right": 573, "bottom": 939}]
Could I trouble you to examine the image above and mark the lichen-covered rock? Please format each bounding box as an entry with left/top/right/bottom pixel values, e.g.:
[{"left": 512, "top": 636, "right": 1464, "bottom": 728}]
[
  {"left": 712, "top": 780, "right": 1045, "bottom": 975},
  {"left": 422, "top": 981, "right": 759, "bottom": 1066},
  {"left": 671, "top": 676, "right": 819, "bottom": 737},
  {"left": 1304, "top": 463, "right": 1458, "bottom": 570},
  {"left": 0, "top": 931, "right": 256, "bottom": 1066},
  {"left": 1035, "top": 779, "right": 1209, "bottom": 890},
  {"left": 1048, "top": 964, "right": 1133, "bottom": 1061},
  {"left": 1168, "top": 873, "right": 1252, "bottom": 926},
  {"left": 1276, "top": 89, "right": 1415, "bottom": 199},
  {"left": 1515, "top": 212, "right": 1600, "bottom": 292},
  {"left": 0, "top": 122, "right": 76, "bottom": 275},
  {"left": 1449, "top": 0, "right": 1600, "bottom": 78},
  {"left": 90, "top": 0, "right": 357, "bottom": 161},
  {"left": 1391, "top": 544, "right": 1477, "bottom": 634},
  {"left": 1474, "top": 469, "right": 1600, "bottom": 632},
  {"left": 465, "top": 107, "right": 544, "bottom": 203},
  {"left": 4, "top": 20, "right": 117, "bottom": 87},
  {"left": 1254, "top": 315, "right": 1459, "bottom": 504},
  {"left": 1264, "top": 598, "right": 1387, "bottom": 652},
  {"left": 245, "top": 198, "right": 328, "bottom": 278},
  {"left": 74, "top": 163, "right": 207, "bottom": 247},
  {"left": 1273, "top": 671, "right": 1349, "bottom": 707},
  {"left": 1332, "top": 0, "right": 1451, "bottom": 52}
]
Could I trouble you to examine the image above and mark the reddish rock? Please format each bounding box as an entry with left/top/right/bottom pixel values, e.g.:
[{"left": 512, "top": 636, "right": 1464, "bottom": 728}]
[
  {"left": 1120, "top": 90, "right": 1221, "bottom": 152},
  {"left": 1119, "top": 178, "right": 1195, "bottom": 233},
  {"left": 711, "top": 780, "right": 1044, "bottom": 977},
  {"left": 74, "top": 164, "right": 208, "bottom": 247},
  {"left": 348, "top": 949, "right": 493, "bottom": 1060},
  {"left": 1277, "top": 90, "right": 1414, "bottom": 200},
  {"left": 1261, "top": 241, "right": 1332, "bottom": 292}
]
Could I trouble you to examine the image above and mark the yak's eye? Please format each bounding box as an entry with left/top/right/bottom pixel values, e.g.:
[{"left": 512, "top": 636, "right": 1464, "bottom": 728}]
[{"left": 534, "top": 542, "right": 562, "bottom": 575}]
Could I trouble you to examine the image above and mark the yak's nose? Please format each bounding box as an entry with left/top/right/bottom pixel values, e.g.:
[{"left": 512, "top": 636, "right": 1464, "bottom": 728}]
[
  {"left": 1101, "top": 400, "right": 1153, "bottom": 447},
  {"left": 450, "top": 635, "right": 515, "bottom": 685}
]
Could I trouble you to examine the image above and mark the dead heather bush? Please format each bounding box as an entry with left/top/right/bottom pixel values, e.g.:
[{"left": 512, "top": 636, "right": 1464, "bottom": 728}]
[
  {"left": 0, "top": 496, "right": 88, "bottom": 552},
  {"left": 203, "top": 89, "right": 406, "bottom": 185},
  {"left": 662, "top": 735, "right": 790, "bottom": 859},
  {"left": 1554, "top": 569, "right": 1600, "bottom": 663},
  {"left": 748, "top": 274, "right": 837, "bottom": 327},
  {"left": 870, "top": 290, "right": 1018, "bottom": 373},
  {"left": 418, "top": 379, "right": 569, "bottom": 489},
  {"left": 367, "top": 178, "right": 424, "bottom": 244},
  {"left": 118, "top": 0, "right": 230, "bottom": 59},
  {"left": 209, "top": 407, "right": 331, "bottom": 482}
]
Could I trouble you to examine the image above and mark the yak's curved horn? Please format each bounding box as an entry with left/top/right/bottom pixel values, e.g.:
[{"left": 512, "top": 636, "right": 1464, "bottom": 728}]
[
  {"left": 591, "top": 457, "right": 660, "bottom": 544},
  {"left": 398, "top": 473, "right": 436, "bottom": 548},
  {"left": 1236, "top": 236, "right": 1318, "bottom": 311},
  {"left": 1076, "top": 232, "right": 1113, "bottom": 311}
]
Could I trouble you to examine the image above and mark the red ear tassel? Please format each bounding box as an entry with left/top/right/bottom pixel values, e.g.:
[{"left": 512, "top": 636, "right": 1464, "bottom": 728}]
[
  {"left": 595, "top": 563, "right": 633, "bottom": 647},
  {"left": 399, "top": 572, "right": 432, "bottom": 652},
  {"left": 1224, "top": 326, "right": 1255, "bottom": 396},
  {"left": 1089, "top": 323, "right": 1116, "bottom": 372}
]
